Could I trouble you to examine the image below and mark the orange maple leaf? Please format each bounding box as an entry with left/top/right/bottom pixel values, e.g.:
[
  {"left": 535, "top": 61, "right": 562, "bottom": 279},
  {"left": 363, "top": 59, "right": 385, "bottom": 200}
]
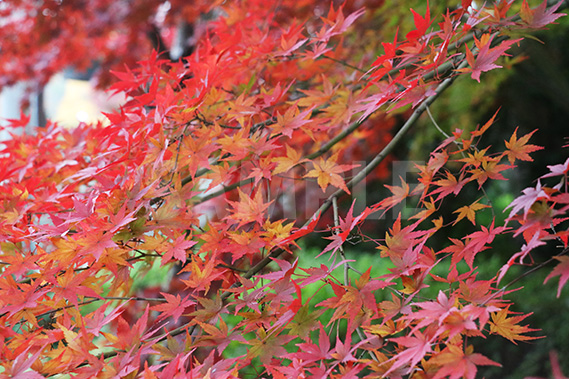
[
  {"left": 409, "top": 198, "right": 437, "bottom": 221},
  {"left": 469, "top": 159, "right": 512, "bottom": 187},
  {"left": 504, "top": 127, "right": 543, "bottom": 164},
  {"left": 180, "top": 255, "right": 224, "bottom": 293},
  {"left": 470, "top": 109, "right": 500, "bottom": 138},
  {"left": 458, "top": 147, "right": 491, "bottom": 168},
  {"left": 429, "top": 344, "right": 501, "bottom": 379},
  {"left": 304, "top": 153, "right": 357, "bottom": 194},
  {"left": 297, "top": 75, "right": 336, "bottom": 108},
  {"left": 430, "top": 170, "right": 468, "bottom": 201},
  {"left": 225, "top": 188, "right": 273, "bottom": 227},
  {"left": 217, "top": 127, "right": 253, "bottom": 161},
  {"left": 272, "top": 144, "right": 307, "bottom": 175}
]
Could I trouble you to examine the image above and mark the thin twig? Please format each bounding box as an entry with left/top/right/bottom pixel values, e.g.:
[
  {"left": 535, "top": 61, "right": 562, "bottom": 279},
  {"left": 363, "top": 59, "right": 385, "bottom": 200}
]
[
  {"left": 501, "top": 247, "right": 569, "bottom": 292},
  {"left": 331, "top": 197, "right": 378, "bottom": 361},
  {"left": 425, "top": 105, "right": 451, "bottom": 140},
  {"left": 322, "top": 54, "right": 367, "bottom": 74},
  {"left": 332, "top": 196, "right": 350, "bottom": 286}
]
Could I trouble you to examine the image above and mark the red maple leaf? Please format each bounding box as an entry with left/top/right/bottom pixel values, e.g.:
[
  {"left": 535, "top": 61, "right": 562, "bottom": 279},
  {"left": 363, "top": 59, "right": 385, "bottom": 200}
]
[
  {"left": 320, "top": 201, "right": 375, "bottom": 257},
  {"left": 387, "top": 331, "right": 433, "bottom": 375},
  {"left": 107, "top": 202, "right": 137, "bottom": 233},
  {"left": 520, "top": 0, "right": 566, "bottom": 29},
  {"left": 5, "top": 343, "right": 50, "bottom": 378},
  {"left": 406, "top": 3, "right": 432, "bottom": 41},
  {"left": 497, "top": 231, "right": 546, "bottom": 284},
  {"left": 459, "top": 35, "right": 522, "bottom": 82},
  {"left": 278, "top": 212, "right": 321, "bottom": 248},
  {"left": 430, "top": 171, "right": 468, "bottom": 201},
  {"left": 316, "top": 4, "right": 366, "bottom": 42},
  {"left": 77, "top": 230, "right": 118, "bottom": 261},
  {"left": 462, "top": 221, "right": 508, "bottom": 268},
  {"left": 162, "top": 235, "right": 197, "bottom": 264},
  {"left": 151, "top": 292, "right": 196, "bottom": 323},
  {"left": 544, "top": 256, "right": 569, "bottom": 297},
  {"left": 290, "top": 323, "right": 332, "bottom": 363},
  {"left": 65, "top": 192, "right": 98, "bottom": 223}
]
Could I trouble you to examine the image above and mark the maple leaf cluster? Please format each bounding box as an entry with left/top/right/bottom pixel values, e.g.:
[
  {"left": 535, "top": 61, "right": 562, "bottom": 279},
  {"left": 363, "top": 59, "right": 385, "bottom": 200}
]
[{"left": 0, "top": 0, "right": 568, "bottom": 378}]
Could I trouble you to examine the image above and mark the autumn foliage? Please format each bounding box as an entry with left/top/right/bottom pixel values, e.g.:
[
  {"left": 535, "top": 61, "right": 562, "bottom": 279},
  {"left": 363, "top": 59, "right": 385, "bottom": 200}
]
[{"left": 1, "top": 0, "right": 569, "bottom": 378}]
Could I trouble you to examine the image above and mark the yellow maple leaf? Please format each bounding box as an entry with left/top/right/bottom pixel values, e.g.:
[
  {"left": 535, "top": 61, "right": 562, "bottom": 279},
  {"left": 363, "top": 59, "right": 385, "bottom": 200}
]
[
  {"left": 453, "top": 199, "right": 490, "bottom": 225},
  {"left": 410, "top": 198, "right": 437, "bottom": 221},
  {"left": 489, "top": 307, "right": 541, "bottom": 344}
]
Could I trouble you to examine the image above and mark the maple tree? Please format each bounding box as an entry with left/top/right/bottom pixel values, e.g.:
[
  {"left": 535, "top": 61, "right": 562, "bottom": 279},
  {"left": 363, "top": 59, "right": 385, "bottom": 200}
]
[{"left": 0, "top": 0, "right": 568, "bottom": 378}]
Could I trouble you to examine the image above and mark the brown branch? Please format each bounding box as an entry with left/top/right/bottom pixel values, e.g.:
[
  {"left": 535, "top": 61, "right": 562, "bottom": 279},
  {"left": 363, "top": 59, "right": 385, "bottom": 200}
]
[{"left": 9, "top": 296, "right": 168, "bottom": 329}]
